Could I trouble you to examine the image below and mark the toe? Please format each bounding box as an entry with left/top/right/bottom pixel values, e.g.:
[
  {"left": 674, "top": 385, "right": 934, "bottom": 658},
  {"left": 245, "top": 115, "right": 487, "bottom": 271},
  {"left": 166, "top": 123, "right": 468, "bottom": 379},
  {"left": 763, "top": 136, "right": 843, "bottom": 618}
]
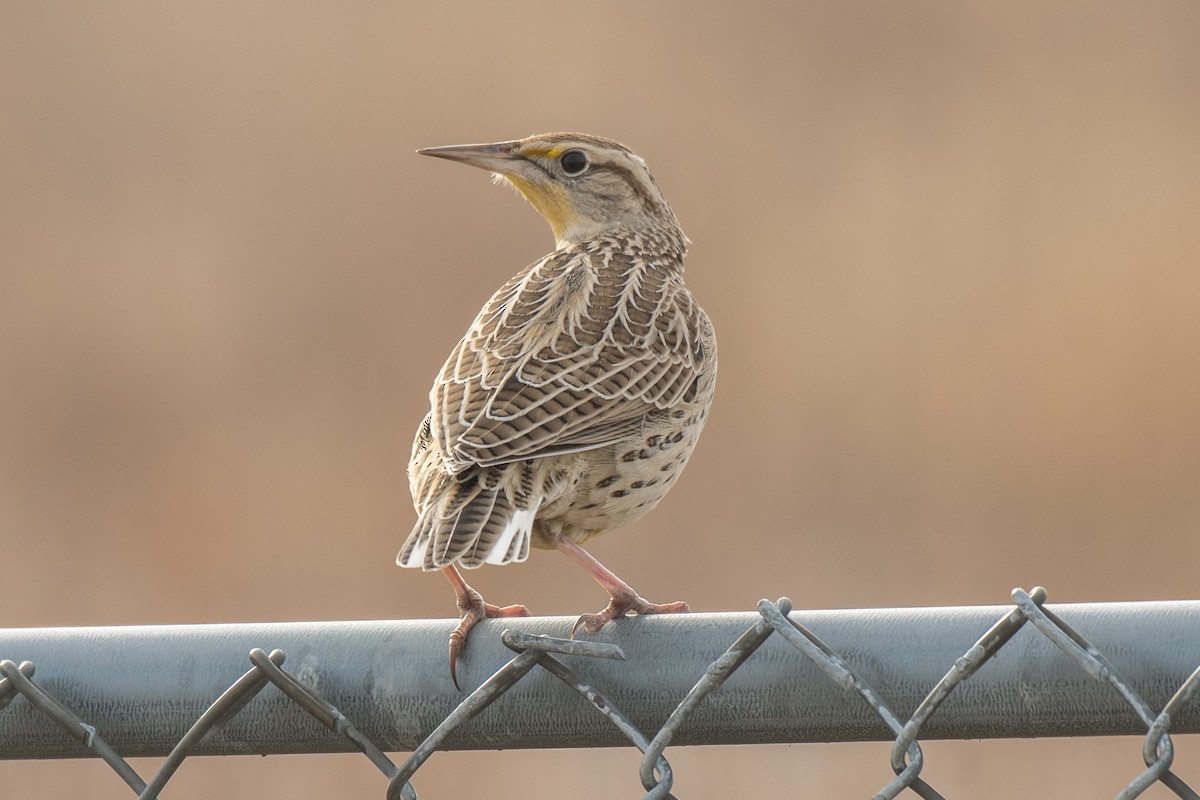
[
  {"left": 641, "top": 600, "right": 690, "bottom": 615},
  {"left": 485, "top": 602, "right": 532, "bottom": 618}
]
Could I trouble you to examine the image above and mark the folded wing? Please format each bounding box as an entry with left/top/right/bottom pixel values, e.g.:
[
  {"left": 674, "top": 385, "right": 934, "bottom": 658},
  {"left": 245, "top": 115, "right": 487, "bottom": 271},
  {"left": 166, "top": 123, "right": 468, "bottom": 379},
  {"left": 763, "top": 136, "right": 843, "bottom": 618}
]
[{"left": 431, "top": 246, "right": 708, "bottom": 472}]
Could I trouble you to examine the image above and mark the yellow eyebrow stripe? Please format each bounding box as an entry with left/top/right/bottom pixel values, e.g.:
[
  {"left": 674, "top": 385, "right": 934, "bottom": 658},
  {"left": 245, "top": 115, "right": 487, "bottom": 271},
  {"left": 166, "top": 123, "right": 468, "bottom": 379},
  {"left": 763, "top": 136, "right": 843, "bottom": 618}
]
[{"left": 524, "top": 146, "right": 566, "bottom": 160}]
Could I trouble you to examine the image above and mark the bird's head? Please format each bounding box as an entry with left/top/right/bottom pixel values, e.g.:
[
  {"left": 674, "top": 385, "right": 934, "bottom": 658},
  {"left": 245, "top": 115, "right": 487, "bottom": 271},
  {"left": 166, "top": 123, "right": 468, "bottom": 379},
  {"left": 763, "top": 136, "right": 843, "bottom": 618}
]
[{"left": 418, "top": 133, "right": 682, "bottom": 248}]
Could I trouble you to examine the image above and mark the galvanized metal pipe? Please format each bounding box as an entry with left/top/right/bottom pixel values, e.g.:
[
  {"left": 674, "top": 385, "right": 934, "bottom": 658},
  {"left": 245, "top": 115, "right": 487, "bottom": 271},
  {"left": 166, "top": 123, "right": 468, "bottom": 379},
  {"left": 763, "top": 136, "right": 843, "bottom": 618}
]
[{"left": 2, "top": 601, "right": 1199, "bottom": 759}]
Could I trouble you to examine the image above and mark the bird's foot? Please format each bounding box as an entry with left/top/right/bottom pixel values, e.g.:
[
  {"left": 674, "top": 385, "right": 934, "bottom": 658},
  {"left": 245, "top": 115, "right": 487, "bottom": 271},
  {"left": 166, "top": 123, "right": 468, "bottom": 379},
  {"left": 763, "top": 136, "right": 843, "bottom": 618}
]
[
  {"left": 571, "top": 589, "right": 690, "bottom": 638},
  {"left": 449, "top": 593, "right": 531, "bottom": 690}
]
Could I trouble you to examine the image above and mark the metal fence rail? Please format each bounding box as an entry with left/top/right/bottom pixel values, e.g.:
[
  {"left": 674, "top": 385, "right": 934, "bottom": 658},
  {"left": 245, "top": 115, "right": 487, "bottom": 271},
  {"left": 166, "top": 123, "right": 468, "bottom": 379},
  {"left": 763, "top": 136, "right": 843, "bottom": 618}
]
[{"left": 2, "top": 588, "right": 1199, "bottom": 798}]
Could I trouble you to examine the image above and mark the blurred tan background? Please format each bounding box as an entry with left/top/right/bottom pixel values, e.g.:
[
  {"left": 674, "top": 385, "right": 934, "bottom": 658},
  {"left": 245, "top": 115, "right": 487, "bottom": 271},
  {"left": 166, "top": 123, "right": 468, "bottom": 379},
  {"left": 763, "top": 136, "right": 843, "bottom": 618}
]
[{"left": 3, "top": 1, "right": 1199, "bottom": 797}]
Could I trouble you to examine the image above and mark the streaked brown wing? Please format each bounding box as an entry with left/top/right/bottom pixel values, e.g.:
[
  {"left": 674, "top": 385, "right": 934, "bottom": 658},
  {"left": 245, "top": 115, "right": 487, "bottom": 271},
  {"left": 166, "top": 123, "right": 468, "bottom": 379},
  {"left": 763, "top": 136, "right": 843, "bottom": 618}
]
[{"left": 429, "top": 247, "right": 707, "bottom": 472}]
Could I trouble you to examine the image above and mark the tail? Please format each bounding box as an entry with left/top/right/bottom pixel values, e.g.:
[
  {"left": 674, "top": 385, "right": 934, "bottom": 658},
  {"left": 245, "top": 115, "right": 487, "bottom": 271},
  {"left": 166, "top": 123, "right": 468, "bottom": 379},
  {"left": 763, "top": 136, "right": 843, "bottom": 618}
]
[{"left": 398, "top": 464, "right": 540, "bottom": 570}]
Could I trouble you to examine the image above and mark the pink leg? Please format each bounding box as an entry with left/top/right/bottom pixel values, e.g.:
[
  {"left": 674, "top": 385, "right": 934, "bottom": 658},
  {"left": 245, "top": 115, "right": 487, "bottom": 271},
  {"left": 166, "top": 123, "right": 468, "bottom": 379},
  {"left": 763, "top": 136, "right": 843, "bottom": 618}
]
[
  {"left": 553, "top": 538, "right": 689, "bottom": 637},
  {"left": 440, "top": 565, "right": 530, "bottom": 689}
]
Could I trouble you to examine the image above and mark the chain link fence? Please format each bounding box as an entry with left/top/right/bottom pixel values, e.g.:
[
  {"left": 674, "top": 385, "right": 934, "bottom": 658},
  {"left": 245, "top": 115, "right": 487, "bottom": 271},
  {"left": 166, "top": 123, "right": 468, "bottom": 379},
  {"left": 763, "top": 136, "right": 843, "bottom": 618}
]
[{"left": 3, "top": 587, "right": 1199, "bottom": 798}]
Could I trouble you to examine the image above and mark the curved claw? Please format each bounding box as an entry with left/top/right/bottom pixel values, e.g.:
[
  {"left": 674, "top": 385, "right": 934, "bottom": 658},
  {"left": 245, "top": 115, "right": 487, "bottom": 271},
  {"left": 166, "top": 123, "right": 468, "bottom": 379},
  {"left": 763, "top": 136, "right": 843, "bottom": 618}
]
[
  {"left": 448, "top": 622, "right": 470, "bottom": 691},
  {"left": 447, "top": 601, "right": 532, "bottom": 690},
  {"left": 570, "top": 613, "right": 599, "bottom": 640}
]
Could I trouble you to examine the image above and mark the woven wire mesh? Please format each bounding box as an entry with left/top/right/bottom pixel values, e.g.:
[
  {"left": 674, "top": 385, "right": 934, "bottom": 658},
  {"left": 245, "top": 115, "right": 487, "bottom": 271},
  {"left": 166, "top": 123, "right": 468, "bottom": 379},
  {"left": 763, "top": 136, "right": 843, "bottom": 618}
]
[{"left": 2, "top": 587, "right": 1199, "bottom": 799}]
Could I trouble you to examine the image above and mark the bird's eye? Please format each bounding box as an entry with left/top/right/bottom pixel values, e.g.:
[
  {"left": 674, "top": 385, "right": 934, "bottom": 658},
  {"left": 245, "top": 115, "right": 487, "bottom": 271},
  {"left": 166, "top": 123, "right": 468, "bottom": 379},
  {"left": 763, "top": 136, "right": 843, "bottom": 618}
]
[{"left": 560, "top": 150, "right": 589, "bottom": 176}]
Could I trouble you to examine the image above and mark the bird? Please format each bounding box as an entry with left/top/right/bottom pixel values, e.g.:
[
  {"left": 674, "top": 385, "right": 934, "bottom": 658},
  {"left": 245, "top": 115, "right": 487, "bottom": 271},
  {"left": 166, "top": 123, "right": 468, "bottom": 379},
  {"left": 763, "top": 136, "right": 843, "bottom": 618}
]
[{"left": 398, "top": 133, "right": 717, "bottom": 687}]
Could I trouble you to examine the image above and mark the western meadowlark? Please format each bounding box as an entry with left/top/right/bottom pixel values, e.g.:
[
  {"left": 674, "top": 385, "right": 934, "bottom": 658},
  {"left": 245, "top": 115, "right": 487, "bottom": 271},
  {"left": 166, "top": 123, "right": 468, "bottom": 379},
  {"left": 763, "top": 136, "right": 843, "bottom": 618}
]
[{"left": 398, "top": 133, "right": 717, "bottom": 686}]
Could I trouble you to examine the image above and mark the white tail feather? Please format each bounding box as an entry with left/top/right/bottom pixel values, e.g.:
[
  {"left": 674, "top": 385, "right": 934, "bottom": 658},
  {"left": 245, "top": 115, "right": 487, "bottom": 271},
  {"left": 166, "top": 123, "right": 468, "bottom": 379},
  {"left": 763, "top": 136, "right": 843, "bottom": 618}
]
[
  {"left": 485, "top": 503, "right": 538, "bottom": 565},
  {"left": 397, "top": 521, "right": 431, "bottom": 569}
]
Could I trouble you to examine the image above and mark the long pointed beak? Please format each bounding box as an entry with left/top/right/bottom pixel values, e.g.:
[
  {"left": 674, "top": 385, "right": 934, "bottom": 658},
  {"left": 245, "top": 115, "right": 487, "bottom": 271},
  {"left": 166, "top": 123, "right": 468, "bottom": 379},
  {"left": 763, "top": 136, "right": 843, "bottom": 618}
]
[
  {"left": 416, "top": 140, "right": 526, "bottom": 174},
  {"left": 418, "top": 137, "right": 572, "bottom": 245}
]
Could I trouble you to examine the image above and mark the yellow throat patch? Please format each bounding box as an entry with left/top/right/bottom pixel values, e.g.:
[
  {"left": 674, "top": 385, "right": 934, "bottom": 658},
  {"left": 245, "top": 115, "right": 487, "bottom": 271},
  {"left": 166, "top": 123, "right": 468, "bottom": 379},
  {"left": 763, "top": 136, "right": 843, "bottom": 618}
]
[{"left": 499, "top": 173, "right": 576, "bottom": 243}]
